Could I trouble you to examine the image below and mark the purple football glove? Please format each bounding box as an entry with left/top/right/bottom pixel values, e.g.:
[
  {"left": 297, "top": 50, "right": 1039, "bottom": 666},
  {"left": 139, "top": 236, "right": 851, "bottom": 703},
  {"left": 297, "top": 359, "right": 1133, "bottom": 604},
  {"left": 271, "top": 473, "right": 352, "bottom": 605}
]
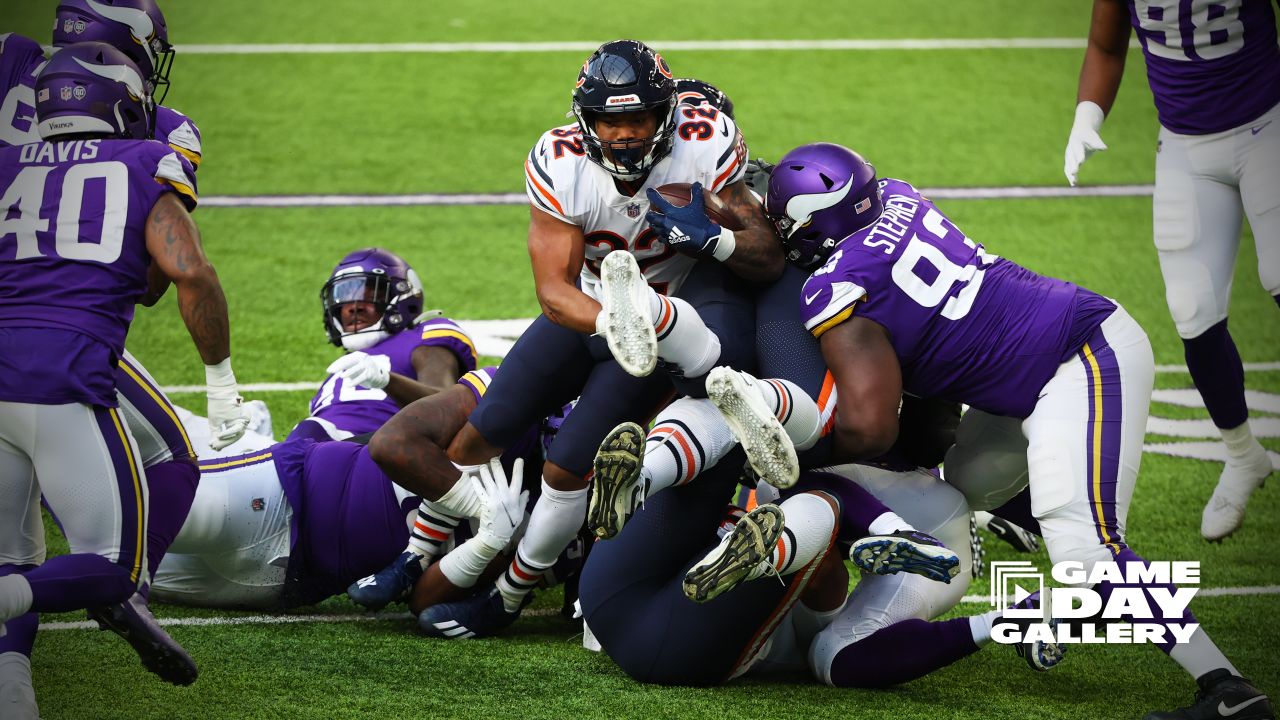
[{"left": 645, "top": 183, "right": 730, "bottom": 261}]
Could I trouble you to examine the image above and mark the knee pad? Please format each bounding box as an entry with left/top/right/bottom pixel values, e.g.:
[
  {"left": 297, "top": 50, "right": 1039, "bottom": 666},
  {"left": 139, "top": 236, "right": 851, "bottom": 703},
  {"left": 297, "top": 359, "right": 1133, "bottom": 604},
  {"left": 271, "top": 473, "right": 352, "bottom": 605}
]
[
  {"left": 942, "top": 411, "right": 1029, "bottom": 511},
  {"left": 1041, "top": 530, "right": 1114, "bottom": 577},
  {"left": 1161, "top": 258, "right": 1226, "bottom": 339}
]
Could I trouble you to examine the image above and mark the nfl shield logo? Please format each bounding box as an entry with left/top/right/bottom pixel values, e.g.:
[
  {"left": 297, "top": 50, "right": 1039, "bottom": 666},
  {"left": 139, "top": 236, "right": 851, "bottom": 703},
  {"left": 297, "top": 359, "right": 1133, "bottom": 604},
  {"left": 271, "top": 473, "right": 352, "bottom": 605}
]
[
  {"left": 73, "top": 86, "right": 86, "bottom": 100},
  {"left": 60, "top": 86, "right": 73, "bottom": 101},
  {"left": 625, "top": 203, "right": 641, "bottom": 219},
  {"left": 63, "top": 19, "right": 73, "bottom": 33}
]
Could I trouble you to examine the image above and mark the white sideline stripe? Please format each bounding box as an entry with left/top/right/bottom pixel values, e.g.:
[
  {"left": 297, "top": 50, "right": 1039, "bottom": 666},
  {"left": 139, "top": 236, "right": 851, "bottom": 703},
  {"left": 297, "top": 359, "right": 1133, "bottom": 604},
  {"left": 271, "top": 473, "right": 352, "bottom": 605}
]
[
  {"left": 40, "top": 607, "right": 562, "bottom": 632},
  {"left": 170, "top": 38, "right": 1103, "bottom": 55},
  {"left": 200, "top": 185, "right": 1155, "bottom": 209},
  {"left": 1156, "top": 362, "right": 1280, "bottom": 373},
  {"left": 38, "top": 587, "right": 1279, "bottom": 631}
]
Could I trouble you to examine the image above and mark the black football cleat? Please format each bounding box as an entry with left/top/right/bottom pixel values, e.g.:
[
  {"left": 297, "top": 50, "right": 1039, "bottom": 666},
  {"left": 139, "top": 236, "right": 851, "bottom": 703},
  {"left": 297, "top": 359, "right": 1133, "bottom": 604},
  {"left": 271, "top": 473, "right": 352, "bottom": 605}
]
[
  {"left": 1143, "top": 669, "right": 1273, "bottom": 720},
  {"left": 87, "top": 592, "right": 197, "bottom": 686}
]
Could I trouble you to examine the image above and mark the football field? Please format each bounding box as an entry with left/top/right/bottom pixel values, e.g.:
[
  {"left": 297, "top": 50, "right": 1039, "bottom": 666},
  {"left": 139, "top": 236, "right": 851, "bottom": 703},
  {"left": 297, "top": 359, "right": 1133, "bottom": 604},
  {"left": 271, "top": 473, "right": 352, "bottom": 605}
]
[{"left": 7, "top": 1, "right": 1280, "bottom": 718}]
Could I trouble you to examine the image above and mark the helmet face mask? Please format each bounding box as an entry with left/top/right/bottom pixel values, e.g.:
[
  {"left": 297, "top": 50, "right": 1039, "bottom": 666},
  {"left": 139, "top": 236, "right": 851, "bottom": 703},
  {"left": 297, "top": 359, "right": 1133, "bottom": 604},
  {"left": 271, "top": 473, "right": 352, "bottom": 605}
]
[
  {"left": 571, "top": 40, "right": 677, "bottom": 181},
  {"left": 321, "top": 248, "right": 424, "bottom": 351}
]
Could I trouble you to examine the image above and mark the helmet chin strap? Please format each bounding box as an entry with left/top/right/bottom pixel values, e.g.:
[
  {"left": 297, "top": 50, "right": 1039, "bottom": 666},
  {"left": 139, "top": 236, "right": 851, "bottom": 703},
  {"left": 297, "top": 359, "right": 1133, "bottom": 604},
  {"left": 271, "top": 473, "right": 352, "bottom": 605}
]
[{"left": 341, "top": 329, "right": 390, "bottom": 352}]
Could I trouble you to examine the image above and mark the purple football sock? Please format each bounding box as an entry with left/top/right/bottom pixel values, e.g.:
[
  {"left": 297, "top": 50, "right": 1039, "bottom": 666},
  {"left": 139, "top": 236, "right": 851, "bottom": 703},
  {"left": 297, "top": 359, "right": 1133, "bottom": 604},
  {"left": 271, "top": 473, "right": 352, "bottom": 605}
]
[
  {"left": 790, "top": 470, "right": 892, "bottom": 542},
  {"left": 0, "top": 565, "right": 38, "bottom": 657},
  {"left": 1182, "top": 320, "right": 1248, "bottom": 430},
  {"left": 827, "top": 617, "right": 979, "bottom": 688},
  {"left": 1095, "top": 547, "right": 1196, "bottom": 653},
  {"left": 23, "top": 554, "right": 136, "bottom": 613},
  {"left": 143, "top": 459, "right": 200, "bottom": 580},
  {"left": 990, "top": 489, "right": 1042, "bottom": 537}
]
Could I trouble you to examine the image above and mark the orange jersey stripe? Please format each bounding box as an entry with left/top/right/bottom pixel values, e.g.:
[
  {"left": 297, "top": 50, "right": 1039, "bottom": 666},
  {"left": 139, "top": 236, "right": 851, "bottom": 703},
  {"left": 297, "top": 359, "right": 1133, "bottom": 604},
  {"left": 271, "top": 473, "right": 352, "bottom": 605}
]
[
  {"left": 714, "top": 154, "right": 742, "bottom": 189},
  {"left": 525, "top": 159, "right": 565, "bottom": 216}
]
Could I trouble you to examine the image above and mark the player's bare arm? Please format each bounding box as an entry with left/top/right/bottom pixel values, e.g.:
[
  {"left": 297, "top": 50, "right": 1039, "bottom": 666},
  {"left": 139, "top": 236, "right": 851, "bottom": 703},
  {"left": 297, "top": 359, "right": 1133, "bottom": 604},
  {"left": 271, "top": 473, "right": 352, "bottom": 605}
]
[
  {"left": 1077, "top": 0, "right": 1132, "bottom": 111},
  {"left": 138, "top": 260, "right": 172, "bottom": 307},
  {"left": 528, "top": 204, "right": 599, "bottom": 333},
  {"left": 716, "top": 180, "right": 785, "bottom": 282},
  {"left": 819, "top": 315, "right": 903, "bottom": 460},
  {"left": 369, "top": 383, "right": 476, "bottom": 499},
  {"left": 144, "top": 192, "right": 230, "bottom": 364},
  {"left": 380, "top": 345, "right": 462, "bottom": 406}
]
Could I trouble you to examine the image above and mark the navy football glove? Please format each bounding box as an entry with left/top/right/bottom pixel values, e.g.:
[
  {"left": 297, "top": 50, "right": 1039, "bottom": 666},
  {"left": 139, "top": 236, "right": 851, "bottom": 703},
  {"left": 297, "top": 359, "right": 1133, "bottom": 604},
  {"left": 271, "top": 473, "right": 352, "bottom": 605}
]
[{"left": 645, "top": 183, "right": 735, "bottom": 261}]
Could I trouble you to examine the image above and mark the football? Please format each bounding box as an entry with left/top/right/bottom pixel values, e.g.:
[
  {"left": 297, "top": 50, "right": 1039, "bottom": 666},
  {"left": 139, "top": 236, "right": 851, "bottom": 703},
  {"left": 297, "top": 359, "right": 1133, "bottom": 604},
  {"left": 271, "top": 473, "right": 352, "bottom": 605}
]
[{"left": 652, "top": 183, "right": 745, "bottom": 231}]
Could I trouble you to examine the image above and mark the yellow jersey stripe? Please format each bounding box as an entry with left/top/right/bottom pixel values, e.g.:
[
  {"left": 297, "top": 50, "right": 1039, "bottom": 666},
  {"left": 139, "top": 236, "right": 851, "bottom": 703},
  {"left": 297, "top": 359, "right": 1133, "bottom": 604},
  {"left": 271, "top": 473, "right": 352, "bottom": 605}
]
[
  {"left": 200, "top": 451, "right": 274, "bottom": 472},
  {"left": 421, "top": 328, "right": 477, "bottom": 360},
  {"left": 107, "top": 407, "right": 145, "bottom": 583},
  {"left": 168, "top": 142, "right": 202, "bottom": 168},
  {"left": 459, "top": 372, "right": 488, "bottom": 397},
  {"left": 118, "top": 360, "right": 195, "bottom": 458},
  {"left": 1081, "top": 343, "right": 1113, "bottom": 547},
  {"left": 811, "top": 306, "right": 856, "bottom": 339}
]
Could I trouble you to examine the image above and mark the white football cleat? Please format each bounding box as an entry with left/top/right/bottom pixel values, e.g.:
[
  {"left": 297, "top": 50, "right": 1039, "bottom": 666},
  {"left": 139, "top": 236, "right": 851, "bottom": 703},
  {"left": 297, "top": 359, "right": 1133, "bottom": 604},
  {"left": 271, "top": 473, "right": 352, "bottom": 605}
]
[
  {"left": 706, "top": 367, "right": 799, "bottom": 489},
  {"left": 683, "top": 504, "right": 785, "bottom": 603},
  {"left": 598, "top": 250, "right": 657, "bottom": 377},
  {"left": 1201, "top": 441, "right": 1273, "bottom": 541}
]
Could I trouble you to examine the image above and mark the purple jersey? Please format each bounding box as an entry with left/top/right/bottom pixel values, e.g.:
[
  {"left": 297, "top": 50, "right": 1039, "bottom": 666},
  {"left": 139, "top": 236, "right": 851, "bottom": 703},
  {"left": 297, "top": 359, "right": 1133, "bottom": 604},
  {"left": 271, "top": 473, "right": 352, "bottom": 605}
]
[
  {"left": 0, "top": 34, "right": 44, "bottom": 149},
  {"left": 1127, "top": 0, "right": 1280, "bottom": 134},
  {"left": 798, "top": 179, "right": 1113, "bottom": 419},
  {"left": 309, "top": 316, "right": 477, "bottom": 435},
  {"left": 0, "top": 138, "right": 198, "bottom": 406},
  {"left": 271, "top": 437, "right": 417, "bottom": 606}
]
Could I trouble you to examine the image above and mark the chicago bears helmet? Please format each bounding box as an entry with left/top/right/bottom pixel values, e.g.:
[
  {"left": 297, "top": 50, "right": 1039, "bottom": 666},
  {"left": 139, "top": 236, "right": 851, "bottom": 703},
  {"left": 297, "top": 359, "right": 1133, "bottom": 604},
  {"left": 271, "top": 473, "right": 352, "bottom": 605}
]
[
  {"left": 53, "top": 0, "right": 175, "bottom": 104},
  {"left": 673, "top": 77, "right": 735, "bottom": 120},
  {"left": 571, "top": 40, "right": 677, "bottom": 181},
  {"left": 764, "top": 143, "right": 884, "bottom": 271},
  {"left": 321, "top": 248, "right": 424, "bottom": 352},
  {"left": 35, "top": 41, "right": 151, "bottom": 140}
]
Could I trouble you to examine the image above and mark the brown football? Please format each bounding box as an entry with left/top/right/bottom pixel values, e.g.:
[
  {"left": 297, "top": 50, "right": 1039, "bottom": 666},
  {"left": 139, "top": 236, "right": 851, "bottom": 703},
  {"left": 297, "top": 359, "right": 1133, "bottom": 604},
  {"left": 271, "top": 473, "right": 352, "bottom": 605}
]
[{"left": 652, "top": 183, "right": 745, "bottom": 231}]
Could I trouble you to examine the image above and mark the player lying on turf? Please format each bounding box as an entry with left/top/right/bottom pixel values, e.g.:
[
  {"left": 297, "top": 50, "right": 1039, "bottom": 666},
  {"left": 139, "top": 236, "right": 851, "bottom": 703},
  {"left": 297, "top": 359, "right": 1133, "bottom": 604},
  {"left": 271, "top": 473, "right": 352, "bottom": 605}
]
[
  {"left": 703, "top": 142, "right": 1269, "bottom": 720},
  {"left": 287, "top": 247, "right": 476, "bottom": 443}
]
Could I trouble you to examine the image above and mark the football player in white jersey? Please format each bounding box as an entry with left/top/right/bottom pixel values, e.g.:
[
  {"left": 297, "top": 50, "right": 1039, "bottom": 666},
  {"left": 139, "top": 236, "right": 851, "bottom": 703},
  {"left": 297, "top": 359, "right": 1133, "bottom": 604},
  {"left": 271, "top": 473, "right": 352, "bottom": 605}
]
[
  {"left": 430, "top": 40, "right": 784, "bottom": 635},
  {"left": 1064, "top": 0, "right": 1278, "bottom": 542}
]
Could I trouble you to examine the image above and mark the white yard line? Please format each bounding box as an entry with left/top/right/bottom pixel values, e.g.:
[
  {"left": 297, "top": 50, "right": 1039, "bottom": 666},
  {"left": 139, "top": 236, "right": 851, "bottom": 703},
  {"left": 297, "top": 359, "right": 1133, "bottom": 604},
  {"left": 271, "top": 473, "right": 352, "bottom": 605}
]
[
  {"left": 201, "top": 185, "right": 1155, "bottom": 209},
  {"left": 169, "top": 38, "right": 1106, "bottom": 55},
  {"left": 39, "top": 585, "right": 1280, "bottom": 631}
]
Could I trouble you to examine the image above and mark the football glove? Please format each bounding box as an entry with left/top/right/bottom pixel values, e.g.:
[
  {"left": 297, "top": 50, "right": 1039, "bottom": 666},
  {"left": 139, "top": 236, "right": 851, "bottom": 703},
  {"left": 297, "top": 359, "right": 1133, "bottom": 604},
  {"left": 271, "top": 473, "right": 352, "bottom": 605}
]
[
  {"left": 1063, "top": 101, "right": 1107, "bottom": 187},
  {"left": 744, "top": 158, "right": 774, "bottom": 199},
  {"left": 205, "top": 358, "right": 250, "bottom": 451},
  {"left": 472, "top": 457, "right": 529, "bottom": 552},
  {"left": 645, "top": 182, "right": 736, "bottom": 262},
  {"left": 326, "top": 351, "right": 391, "bottom": 389}
]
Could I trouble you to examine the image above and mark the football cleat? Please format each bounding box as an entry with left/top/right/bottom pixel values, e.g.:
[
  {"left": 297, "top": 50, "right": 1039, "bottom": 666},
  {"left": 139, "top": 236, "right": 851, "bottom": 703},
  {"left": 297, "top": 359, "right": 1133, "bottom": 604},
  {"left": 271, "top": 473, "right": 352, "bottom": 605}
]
[
  {"left": 683, "top": 503, "right": 785, "bottom": 603},
  {"left": 977, "top": 510, "right": 1042, "bottom": 554},
  {"left": 598, "top": 250, "right": 657, "bottom": 377},
  {"left": 418, "top": 587, "right": 532, "bottom": 640},
  {"left": 1201, "top": 443, "right": 1272, "bottom": 542},
  {"left": 999, "top": 590, "right": 1067, "bottom": 672},
  {"left": 346, "top": 551, "right": 426, "bottom": 611},
  {"left": 1142, "top": 668, "right": 1273, "bottom": 720},
  {"left": 706, "top": 367, "right": 799, "bottom": 489},
  {"left": 86, "top": 591, "right": 198, "bottom": 686},
  {"left": 849, "top": 530, "right": 961, "bottom": 584},
  {"left": 589, "top": 422, "right": 647, "bottom": 540}
]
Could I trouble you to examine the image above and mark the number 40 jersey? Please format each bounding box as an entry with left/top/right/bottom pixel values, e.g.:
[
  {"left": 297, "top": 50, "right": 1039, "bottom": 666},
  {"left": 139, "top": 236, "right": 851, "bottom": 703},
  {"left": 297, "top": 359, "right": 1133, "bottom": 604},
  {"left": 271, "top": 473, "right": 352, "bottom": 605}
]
[
  {"left": 798, "top": 179, "right": 1116, "bottom": 420},
  {"left": 523, "top": 104, "right": 748, "bottom": 298}
]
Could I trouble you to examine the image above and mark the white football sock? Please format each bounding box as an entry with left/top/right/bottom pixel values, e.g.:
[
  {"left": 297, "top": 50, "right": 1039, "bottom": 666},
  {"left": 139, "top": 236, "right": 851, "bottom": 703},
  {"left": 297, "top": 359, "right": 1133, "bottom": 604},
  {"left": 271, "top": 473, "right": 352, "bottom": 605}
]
[
  {"left": 434, "top": 467, "right": 485, "bottom": 519},
  {"left": 769, "top": 493, "right": 837, "bottom": 575},
  {"left": 406, "top": 500, "right": 462, "bottom": 566},
  {"left": 868, "top": 511, "right": 914, "bottom": 536},
  {"left": 495, "top": 480, "right": 587, "bottom": 612},
  {"left": 1220, "top": 422, "right": 1262, "bottom": 461},
  {"left": 968, "top": 609, "right": 1003, "bottom": 646},
  {"left": 650, "top": 292, "right": 722, "bottom": 379},
  {"left": 0, "top": 576, "right": 32, "bottom": 622},
  {"left": 1168, "top": 627, "right": 1239, "bottom": 679},
  {"left": 644, "top": 397, "right": 739, "bottom": 495},
  {"left": 752, "top": 376, "right": 822, "bottom": 451}
]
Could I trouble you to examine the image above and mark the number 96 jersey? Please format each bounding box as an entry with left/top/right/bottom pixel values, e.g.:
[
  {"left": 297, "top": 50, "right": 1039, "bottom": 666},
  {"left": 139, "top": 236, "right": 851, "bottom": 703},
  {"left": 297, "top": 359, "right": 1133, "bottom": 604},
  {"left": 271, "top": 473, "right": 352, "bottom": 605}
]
[
  {"left": 523, "top": 104, "right": 748, "bottom": 298},
  {"left": 798, "top": 179, "right": 1091, "bottom": 419}
]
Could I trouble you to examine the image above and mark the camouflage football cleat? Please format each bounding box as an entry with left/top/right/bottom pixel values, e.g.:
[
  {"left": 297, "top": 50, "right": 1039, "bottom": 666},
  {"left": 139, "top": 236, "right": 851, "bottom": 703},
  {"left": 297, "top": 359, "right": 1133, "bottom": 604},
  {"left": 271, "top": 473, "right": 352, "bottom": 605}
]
[
  {"left": 849, "top": 530, "right": 961, "bottom": 584},
  {"left": 706, "top": 367, "right": 798, "bottom": 489},
  {"left": 598, "top": 250, "right": 657, "bottom": 377},
  {"left": 589, "top": 422, "right": 647, "bottom": 540},
  {"left": 683, "top": 504, "right": 785, "bottom": 603}
]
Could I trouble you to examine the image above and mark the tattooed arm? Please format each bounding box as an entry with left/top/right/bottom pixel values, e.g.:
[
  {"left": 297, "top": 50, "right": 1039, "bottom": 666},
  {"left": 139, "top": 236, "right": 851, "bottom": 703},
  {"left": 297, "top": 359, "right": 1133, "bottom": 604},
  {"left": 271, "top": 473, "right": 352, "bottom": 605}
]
[
  {"left": 715, "top": 179, "right": 785, "bottom": 283},
  {"left": 368, "top": 384, "right": 476, "bottom": 500},
  {"left": 143, "top": 192, "right": 230, "bottom": 364}
]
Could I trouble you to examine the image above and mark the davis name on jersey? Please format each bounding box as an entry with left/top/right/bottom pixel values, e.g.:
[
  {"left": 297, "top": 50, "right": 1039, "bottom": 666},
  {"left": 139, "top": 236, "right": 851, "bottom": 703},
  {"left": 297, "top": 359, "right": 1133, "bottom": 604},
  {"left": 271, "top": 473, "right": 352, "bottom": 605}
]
[
  {"left": 524, "top": 103, "right": 748, "bottom": 297},
  {"left": 799, "top": 179, "right": 1101, "bottom": 418}
]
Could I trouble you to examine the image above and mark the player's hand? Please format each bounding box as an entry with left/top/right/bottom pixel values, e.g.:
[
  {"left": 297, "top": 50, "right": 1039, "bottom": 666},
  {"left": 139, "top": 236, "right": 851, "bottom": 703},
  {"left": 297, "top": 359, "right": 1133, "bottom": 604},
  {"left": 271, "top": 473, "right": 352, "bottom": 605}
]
[
  {"left": 472, "top": 457, "right": 529, "bottom": 551},
  {"left": 1064, "top": 101, "right": 1108, "bottom": 187},
  {"left": 645, "top": 183, "right": 734, "bottom": 262},
  {"left": 744, "top": 158, "right": 774, "bottom": 199},
  {"left": 326, "top": 351, "right": 391, "bottom": 389},
  {"left": 205, "top": 359, "right": 250, "bottom": 450}
]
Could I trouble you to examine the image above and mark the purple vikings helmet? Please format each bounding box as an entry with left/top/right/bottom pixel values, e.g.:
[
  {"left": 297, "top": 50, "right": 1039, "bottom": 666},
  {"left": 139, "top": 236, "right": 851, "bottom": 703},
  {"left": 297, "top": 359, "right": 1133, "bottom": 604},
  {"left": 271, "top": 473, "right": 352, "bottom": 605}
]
[
  {"left": 321, "top": 248, "right": 425, "bottom": 352},
  {"left": 571, "top": 40, "right": 678, "bottom": 181},
  {"left": 764, "top": 143, "right": 884, "bottom": 271},
  {"left": 53, "top": 0, "right": 175, "bottom": 103},
  {"left": 35, "top": 41, "right": 151, "bottom": 140}
]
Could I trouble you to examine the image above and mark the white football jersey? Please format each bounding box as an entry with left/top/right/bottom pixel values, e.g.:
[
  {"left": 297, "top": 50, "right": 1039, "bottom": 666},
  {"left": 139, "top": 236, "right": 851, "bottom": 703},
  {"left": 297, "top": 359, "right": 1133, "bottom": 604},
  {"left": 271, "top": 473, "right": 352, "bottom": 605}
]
[{"left": 524, "top": 104, "right": 748, "bottom": 297}]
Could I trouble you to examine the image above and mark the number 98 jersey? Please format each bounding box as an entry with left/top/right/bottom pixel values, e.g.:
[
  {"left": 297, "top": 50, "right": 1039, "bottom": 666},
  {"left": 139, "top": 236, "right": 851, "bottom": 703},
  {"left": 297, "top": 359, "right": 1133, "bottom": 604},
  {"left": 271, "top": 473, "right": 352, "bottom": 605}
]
[
  {"left": 523, "top": 104, "right": 748, "bottom": 298},
  {"left": 798, "top": 179, "right": 1089, "bottom": 419}
]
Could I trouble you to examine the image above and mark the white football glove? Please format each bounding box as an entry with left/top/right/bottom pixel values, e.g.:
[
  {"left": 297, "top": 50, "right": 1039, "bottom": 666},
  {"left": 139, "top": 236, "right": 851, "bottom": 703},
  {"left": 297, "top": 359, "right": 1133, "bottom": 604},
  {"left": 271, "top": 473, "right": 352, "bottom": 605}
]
[
  {"left": 472, "top": 457, "right": 528, "bottom": 552},
  {"left": 326, "top": 351, "right": 391, "bottom": 389},
  {"left": 205, "top": 358, "right": 250, "bottom": 451},
  {"left": 1063, "top": 101, "right": 1107, "bottom": 187}
]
